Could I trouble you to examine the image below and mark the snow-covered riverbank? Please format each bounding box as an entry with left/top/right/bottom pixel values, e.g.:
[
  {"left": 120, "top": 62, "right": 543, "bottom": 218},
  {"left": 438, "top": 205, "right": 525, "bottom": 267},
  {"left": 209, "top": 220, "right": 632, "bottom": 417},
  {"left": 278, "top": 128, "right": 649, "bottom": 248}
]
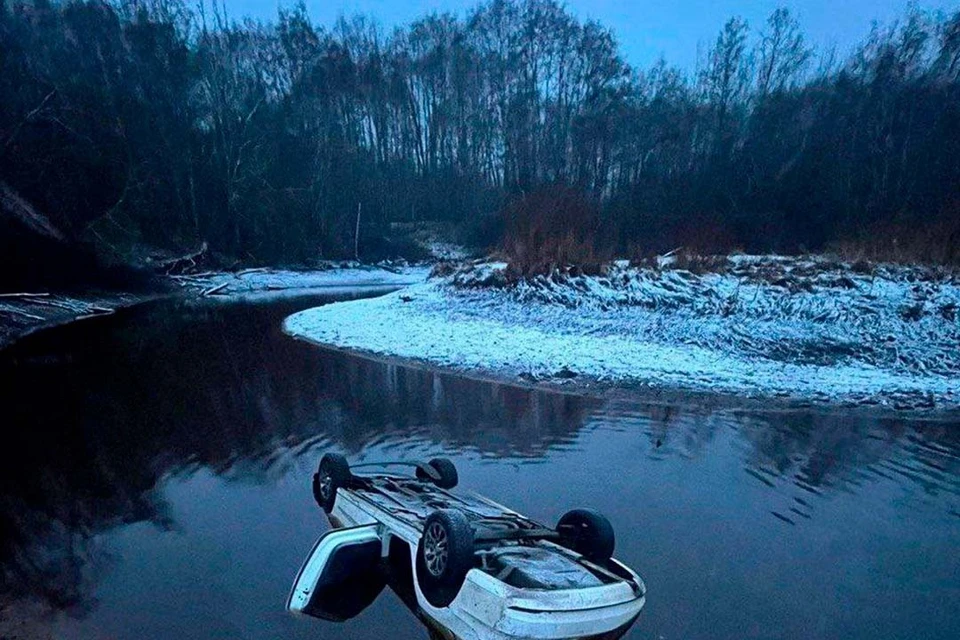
[
  {"left": 284, "top": 256, "right": 960, "bottom": 411},
  {"left": 170, "top": 263, "right": 429, "bottom": 298}
]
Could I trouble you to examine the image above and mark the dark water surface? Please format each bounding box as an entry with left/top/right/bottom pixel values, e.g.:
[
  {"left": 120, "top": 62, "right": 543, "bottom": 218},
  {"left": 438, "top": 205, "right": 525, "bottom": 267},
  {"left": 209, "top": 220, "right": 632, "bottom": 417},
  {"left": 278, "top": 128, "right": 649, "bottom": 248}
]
[{"left": 1, "top": 291, "right": 958, "bottom": 640}]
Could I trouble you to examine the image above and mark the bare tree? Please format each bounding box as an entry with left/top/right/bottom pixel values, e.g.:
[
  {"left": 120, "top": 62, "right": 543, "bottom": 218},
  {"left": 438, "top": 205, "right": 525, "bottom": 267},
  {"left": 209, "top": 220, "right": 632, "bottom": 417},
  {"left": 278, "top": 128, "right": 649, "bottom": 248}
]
[{"left": 755, "top": 7, "right": 811, "bottom": 97}]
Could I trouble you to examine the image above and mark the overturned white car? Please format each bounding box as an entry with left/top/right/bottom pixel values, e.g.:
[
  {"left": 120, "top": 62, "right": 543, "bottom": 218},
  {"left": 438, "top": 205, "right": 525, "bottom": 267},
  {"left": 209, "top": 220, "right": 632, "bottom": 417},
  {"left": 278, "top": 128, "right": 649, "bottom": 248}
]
[{"left": 287, "top": 454, "right": 646, "bottom": 640}]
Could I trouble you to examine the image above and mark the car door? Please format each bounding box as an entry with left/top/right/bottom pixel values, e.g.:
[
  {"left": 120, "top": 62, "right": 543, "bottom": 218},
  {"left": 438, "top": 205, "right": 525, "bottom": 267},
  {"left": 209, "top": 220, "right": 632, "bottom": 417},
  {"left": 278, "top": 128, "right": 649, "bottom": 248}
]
[{"left": 287, "top": 524, "right": 386, "bottom": 621}]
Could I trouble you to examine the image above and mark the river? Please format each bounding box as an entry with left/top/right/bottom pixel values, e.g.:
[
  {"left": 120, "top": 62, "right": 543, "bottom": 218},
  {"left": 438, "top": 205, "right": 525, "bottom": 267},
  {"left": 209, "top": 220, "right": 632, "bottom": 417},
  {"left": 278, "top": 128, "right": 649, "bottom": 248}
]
[{"left": 0, "top": 290, "right": 957, "bottom": 640}]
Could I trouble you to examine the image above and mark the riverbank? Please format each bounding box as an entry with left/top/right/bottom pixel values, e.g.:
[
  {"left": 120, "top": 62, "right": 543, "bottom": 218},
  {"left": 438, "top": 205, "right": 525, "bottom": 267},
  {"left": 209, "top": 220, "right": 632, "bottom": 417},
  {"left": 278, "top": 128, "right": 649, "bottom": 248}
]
[
  {"left": 0, "top": 289, "right": 161, "bottom": 349},
  {"left": 168, "top": 262, "right": 428, "bottom": 297},
  {"left": 284, "top": 255, "right": 960, "bottom": 413},
  {"left": 0, "top": 263, "right": 429, "bottom": 351}
]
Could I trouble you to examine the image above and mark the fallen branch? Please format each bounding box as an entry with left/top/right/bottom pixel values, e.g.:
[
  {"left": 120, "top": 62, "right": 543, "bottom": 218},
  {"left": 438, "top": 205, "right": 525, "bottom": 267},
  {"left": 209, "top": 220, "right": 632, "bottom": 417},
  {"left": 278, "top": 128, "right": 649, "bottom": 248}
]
[
  {"left": 0, "top": 306, "right": 45, "bottom": 321},
  {"left": 201, "top": 282, "right": 229, "bottom": 296},
  {"left": 25, "top": 297, "right": 86, "bottom": 311},
  {"left": 236, "top": 267, "right": 269, "bottom": 276},
  {"left": 76, "top": 309, "right": 115, "bottom": 320},
  {"left": 169, "top": 271, "right": 218, "bottom": 285}
]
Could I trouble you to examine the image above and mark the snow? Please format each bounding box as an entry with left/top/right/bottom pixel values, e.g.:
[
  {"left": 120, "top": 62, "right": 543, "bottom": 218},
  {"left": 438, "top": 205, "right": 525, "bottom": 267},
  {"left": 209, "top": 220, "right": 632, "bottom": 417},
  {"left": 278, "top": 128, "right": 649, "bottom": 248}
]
[
  {"left": 426, "top": 241, "right": 470, "bottom": 261},
  {"left": 283, "top": 257, "right": 960, "bottom": 410},
  {"left": 173, "top": 264, "right": 430, "bottom": 298}
]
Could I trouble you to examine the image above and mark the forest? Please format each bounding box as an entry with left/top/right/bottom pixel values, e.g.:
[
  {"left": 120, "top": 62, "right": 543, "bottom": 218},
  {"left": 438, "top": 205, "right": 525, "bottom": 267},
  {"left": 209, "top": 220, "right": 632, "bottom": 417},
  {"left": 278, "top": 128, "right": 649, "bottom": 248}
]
[{"left": 2, "top": 0, "right": 960, "bottom": 268}]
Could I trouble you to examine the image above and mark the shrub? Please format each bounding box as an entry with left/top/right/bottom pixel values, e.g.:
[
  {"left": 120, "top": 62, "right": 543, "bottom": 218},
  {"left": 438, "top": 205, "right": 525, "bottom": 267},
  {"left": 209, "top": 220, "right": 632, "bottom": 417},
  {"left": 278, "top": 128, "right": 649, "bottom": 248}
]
[
  {"left": 830, "top": 205, "right": 960, "bottom": 267},
  {"left": 499, "top": 185, "right": 611, "bottom": 275}
]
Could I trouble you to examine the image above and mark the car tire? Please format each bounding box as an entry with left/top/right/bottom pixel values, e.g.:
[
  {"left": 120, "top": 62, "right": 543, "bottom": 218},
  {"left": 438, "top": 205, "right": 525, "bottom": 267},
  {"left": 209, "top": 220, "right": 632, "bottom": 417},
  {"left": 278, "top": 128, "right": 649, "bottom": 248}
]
[
  {"left": 557, "top": 509, "right": 615, "bottom": 563},
  {"left": 313, "top": 453, "right": 352, "bottom": 513},
  {"left": 415, "top": 509, "right": 474, "bottom": 607},
  {"left": 416, "top": 458, "right": 459, "bottom": 489}
]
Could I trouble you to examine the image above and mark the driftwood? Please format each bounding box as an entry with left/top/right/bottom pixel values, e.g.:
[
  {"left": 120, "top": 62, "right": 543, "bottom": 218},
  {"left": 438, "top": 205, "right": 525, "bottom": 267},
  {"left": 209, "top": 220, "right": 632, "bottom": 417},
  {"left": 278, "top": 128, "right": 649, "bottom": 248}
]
[
  {"left": 23, "top": 296, "right": 84, "bottom": 310},
  {"left": 169, "top": 271, "right": 218, "bottom": 287},
  {"left": 76, "top": 308, "right": 115, "bottom": 320},
  {"left": 0, "top": 292, "right": 50, "bottom": 299},
  {"left": 0, "top": 306, "right": 44, "bottom": 321},
  {"left": 236, "top": 267, "right": 269, "bottom": 276},
  {"left": 201, "top": 282, "right": 229, "bottom": 296}
]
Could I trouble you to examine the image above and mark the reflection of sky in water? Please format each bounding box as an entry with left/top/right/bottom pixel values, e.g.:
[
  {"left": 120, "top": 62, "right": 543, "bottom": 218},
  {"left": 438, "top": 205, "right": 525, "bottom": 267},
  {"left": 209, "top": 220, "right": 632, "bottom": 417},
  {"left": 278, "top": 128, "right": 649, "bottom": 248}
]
[{"left": 0, "top": 295, "right": 957, "bottom": 640}]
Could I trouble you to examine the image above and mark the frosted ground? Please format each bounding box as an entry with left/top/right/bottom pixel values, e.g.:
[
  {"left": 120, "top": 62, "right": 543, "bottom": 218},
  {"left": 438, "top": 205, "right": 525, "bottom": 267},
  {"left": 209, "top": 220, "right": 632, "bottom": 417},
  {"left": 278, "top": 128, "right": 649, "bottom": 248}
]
[
  {"left": 172, "top": 263, "right": 429, "bottom": 297},
  {"left": 284, "top": 256, "right": 960, "bottom": 410}
]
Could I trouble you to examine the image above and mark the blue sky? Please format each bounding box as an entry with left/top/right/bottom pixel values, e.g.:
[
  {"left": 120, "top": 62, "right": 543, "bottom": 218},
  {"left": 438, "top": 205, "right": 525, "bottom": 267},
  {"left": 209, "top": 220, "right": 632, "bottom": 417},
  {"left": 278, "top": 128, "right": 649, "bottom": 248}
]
[{"left": 224, "top": 0, "right": 959, "bottom": 69}]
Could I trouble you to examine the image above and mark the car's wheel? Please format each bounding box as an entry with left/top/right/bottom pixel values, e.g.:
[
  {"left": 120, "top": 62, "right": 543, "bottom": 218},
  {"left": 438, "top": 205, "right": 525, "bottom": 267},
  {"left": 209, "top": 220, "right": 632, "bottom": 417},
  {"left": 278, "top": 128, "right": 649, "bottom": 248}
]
[
  {"left": 415, "top": 458, "right": 459, "bottom": 489},
  {"left": 313, "top": 453, "right": 352, "bottom": 513},
  {"left": 415, "top": 509, "right": 474, "bottom": 607},
  {"left": 557, "top": 509, "right": 615, "bottom": 563}
]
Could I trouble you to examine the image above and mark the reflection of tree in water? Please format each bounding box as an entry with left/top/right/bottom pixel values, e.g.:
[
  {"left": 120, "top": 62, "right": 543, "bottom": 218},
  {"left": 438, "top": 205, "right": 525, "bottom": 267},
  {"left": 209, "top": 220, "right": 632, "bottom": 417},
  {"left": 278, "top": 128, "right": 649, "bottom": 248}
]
[
  {"left": 0, "top": 393, "right": 173, "bottom": 610},
  {"left": 0, "top": 298, "right": 596, "bottom": 611},
  {"left": 630, "top": 403, "right": 725, "bottom": 461},
  {"left": 332, "top": 359, "right": 595, "bottom": 457},
  {"left": 734, "top": 412, "right": 960, "bottom": 498},
  {"left": 609, "top": 400, "right": 959, "bottom": 524}
]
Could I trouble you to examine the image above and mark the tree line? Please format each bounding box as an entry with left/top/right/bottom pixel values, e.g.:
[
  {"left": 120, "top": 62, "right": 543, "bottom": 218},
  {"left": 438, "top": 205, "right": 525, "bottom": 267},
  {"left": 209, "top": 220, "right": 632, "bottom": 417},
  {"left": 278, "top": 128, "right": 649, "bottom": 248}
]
[{"left": 2, "top": 0, "right": 959, "bottom": 265}]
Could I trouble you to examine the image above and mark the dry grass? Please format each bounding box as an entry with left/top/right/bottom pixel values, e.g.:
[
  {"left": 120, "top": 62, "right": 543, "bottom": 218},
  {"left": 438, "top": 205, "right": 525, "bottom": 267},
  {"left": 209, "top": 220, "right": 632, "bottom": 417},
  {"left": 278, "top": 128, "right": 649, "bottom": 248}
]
[
  {"left": 499, "top": 185, "right": 611, "bottom": 276},
  {"left": 830, "top": 209, "right": 960, "bottom": 267},
  {"left": 498, "top": 185, "right": 960, "bottom": 277}
]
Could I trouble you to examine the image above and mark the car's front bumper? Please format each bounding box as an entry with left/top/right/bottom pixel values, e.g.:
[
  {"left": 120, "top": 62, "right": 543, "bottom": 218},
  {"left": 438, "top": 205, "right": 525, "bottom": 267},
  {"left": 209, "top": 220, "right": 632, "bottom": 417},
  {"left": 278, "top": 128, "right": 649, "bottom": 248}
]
[{"left": 424, "top": 561, "right": 646, "bottom": 640}]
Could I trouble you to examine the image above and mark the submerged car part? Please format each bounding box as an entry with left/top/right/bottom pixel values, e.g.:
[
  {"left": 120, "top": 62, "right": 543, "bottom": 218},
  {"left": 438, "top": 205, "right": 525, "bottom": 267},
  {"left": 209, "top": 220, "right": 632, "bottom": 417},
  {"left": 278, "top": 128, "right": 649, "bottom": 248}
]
[{"left": 287, "top": 524, "right": 385, "bottom": 621}]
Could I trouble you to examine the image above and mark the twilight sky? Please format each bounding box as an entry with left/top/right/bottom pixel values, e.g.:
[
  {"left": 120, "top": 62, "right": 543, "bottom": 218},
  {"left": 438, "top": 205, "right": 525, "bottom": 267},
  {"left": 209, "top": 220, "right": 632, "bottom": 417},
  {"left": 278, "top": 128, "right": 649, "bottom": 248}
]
[{"left": 224, "top": 0, "right": 958, "bottom": 70}]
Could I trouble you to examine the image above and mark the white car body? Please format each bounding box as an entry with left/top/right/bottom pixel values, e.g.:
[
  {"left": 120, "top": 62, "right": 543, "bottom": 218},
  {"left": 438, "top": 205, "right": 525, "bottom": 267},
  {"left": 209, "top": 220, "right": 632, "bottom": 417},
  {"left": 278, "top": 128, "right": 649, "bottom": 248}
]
[{"left": 288, "top": 470, "right": 646, "bottom": 640}]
